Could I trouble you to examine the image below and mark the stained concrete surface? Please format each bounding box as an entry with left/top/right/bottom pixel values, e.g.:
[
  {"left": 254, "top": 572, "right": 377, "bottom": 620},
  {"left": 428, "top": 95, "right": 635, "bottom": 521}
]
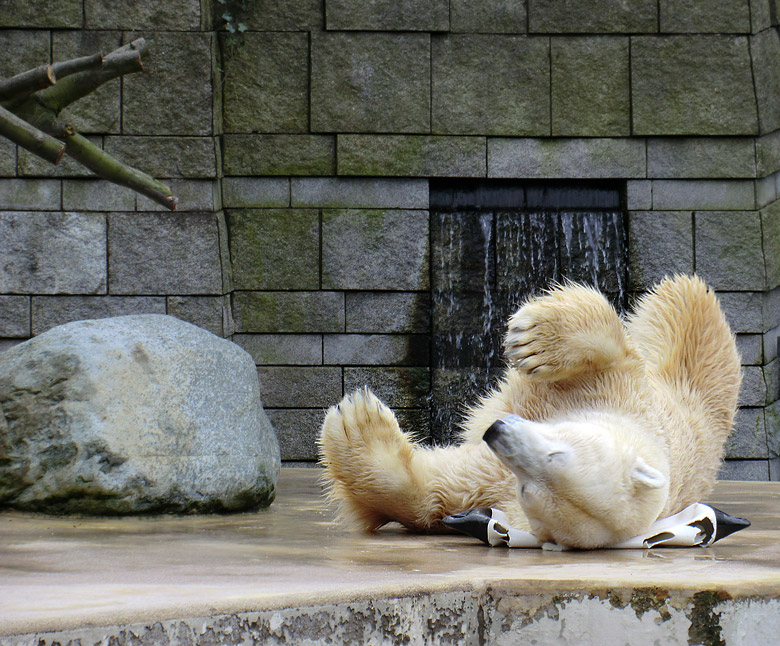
[{"left": 1, "top": 469, "right": 779, "bottom": 644}]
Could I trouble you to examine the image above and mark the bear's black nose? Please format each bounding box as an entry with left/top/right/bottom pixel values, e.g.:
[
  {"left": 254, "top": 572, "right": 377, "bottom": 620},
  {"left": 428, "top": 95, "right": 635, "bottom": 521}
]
[{"left": 483, "top": 419, "right": 507, "bottom": 445}]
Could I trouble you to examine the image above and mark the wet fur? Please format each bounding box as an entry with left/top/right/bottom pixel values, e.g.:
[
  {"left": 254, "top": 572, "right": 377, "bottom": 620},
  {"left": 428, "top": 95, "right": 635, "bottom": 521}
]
[{"left": 318, "top": 275, "right": 742, "bottom": 547}]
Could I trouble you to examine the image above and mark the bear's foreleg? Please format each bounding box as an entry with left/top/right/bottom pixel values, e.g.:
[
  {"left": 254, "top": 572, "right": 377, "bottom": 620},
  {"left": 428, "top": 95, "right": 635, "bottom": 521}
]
[{"left": 504, "top": 283, "right": 635, "bottom": 381}]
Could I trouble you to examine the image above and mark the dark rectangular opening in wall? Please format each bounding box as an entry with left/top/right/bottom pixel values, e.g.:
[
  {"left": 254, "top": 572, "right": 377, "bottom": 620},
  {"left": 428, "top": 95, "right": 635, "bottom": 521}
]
[{"left": 429, "top": 178, "right": 628, "bottom": 444}]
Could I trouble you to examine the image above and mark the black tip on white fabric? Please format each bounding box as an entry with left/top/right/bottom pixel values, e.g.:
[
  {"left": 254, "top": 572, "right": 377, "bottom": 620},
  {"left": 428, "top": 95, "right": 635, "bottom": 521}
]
[
  {"left": 443, "top": 507, "right": 494, "bottom": 545},
  {"left": 711, "top": 506, "right": 751, "bottom": 543}
]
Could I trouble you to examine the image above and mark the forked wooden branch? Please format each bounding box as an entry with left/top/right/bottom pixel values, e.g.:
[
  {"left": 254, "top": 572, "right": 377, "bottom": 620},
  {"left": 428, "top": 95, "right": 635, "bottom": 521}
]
[
  {"left": 0, "top": 104, "right": 65, "bottom": 164},
  {"left": 0, "top": 38, "right": 178, "bottom": 211},
  {"left": 0, "top": 64, "right": 56, "bottom": 102}
]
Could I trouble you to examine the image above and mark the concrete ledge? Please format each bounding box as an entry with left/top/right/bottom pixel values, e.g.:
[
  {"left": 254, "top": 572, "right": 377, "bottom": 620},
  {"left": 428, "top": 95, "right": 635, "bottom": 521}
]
[{"left": 1, "top": 470, "right": 779, "bottom": 644}]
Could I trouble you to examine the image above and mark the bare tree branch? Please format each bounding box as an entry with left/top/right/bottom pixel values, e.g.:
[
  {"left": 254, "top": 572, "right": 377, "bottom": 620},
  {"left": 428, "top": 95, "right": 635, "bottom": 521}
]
[
  {"left": 0, "top": 104, "right": 65, "bottom": 165},
  {"left": 37, "top": 40, "right": 146, "bottom": 114},
  {"left": 64, "top": 133, "right": 178, "bottom": 211},
  {"left": 0, "top": 37, "right": 177, "bottom": 211},
  {"left": 52, "top": 52, "right": 104, "bottom": 80},
  {"left": 0, "top": 64, "right": 55, "bottom": 102}
]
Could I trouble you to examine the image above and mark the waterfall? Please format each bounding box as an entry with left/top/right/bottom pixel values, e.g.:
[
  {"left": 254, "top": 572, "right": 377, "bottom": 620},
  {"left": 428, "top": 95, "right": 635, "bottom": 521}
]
[{"left": 429, "top": 180, "right": 627, "bottom": 444}]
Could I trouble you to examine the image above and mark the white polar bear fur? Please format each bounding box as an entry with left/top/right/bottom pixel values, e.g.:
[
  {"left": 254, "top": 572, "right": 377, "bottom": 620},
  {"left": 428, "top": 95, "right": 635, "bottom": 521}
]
[{"left": 318, "top": 275, "right": 742, "bottom": 549}]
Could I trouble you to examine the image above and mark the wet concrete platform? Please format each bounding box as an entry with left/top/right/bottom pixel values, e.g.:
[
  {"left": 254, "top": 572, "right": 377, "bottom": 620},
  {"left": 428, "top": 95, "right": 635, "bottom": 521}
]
[{"left": 1, "top": 468, "right": 779, "bottom": 645}]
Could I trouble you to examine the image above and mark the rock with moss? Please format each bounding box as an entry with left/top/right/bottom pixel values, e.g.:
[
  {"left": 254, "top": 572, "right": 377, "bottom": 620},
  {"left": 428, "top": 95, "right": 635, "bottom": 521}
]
[{"left": 0, "top": 314, "right": 280, "bottom": 514}]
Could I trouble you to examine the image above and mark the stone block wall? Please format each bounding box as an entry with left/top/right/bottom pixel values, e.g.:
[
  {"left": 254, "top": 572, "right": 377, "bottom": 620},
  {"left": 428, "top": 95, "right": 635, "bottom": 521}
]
[
  {"left": 1, "top": 0, "right": 779, "bottom": 478},
  {"left": 0, "top": 1, "right": 228, "bottom": 349}
]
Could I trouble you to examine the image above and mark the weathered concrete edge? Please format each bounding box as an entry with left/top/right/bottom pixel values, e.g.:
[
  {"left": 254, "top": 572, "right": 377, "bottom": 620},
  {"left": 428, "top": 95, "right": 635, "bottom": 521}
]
[{"left": 3, "top": 580, "right": 780, "bottom": 644}]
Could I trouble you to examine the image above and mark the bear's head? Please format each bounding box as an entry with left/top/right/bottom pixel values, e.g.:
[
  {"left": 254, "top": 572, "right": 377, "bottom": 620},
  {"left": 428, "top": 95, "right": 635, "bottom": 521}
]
[{"left": 483, "top": 413, "right": 670, "bottom": 549}]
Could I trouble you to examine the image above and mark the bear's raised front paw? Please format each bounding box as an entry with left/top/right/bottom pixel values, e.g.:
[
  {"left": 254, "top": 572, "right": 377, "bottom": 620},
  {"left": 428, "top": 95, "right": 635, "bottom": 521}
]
[{"left": 504, "top": 301, "right": 565, "bottom": 379}]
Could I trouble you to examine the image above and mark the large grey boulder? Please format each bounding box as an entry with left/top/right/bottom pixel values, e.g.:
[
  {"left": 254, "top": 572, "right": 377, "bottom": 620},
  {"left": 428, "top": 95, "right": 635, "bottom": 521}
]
[{"left": 0, "top": 315, "right": 280, "bottom": 514}]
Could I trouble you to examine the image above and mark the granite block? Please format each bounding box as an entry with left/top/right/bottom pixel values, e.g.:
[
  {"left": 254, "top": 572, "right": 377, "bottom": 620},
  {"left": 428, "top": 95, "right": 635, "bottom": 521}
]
[
  {"left": 223, "top": 135, "right": 335, "bottom": 176},
  {"left": 450, "top": 0, "right": 526, "bottom": 33},
  {"left": 0, "top": 211, "right": 106, "bottom": 294},
  {"left": 718, "top": 291, "right": 766, "bottom": 334},
  {"left": 85, "top": 0, "right": 202, "bottom": 29},
  {"left": 311, "top": 32, "right": 430, "bottom": 133},
  {"left": 0, "top": 296, "right": 30, "bottom": 337},
  {"left": 489, "top": 138, "right": 645, "bottom": 178},
  {"left": 346, "top": 292, "right": 431, "bottom": 333},
  {"left": 756, "top": 198, "right": 780, "bottom": 278},
  {"left": 628, "top": 211, "right": 693, "bottom": 290},
  {"left": 337, "top": 135, "right": 486, "bottom": 177},
  {"left": 632, "top": 36, "right": 758, "bottom": 135},
  {"left": 0, "top": 30, "right": 49, "bottom": 77},
  {"left": 108, "top": 212, "right": 222, "bottom": 295},
  {"left": 232, "top": 291, "right": 344, "bottom": 333},
  {"left": 750, "top": 0, "right": 773, "bottom": 32},
  {"left": 647, "top": 138, "right": 757, "bottom": 178},
  {"left": 103, "top": 137, "right": 218, "bottom": 179},
  {"left": 767, "top": 399, "right": 780, "bottom": 458},
  {"left": 551, "top": 37, "right": 630, "bottom": 136},
  {"left": 756, "top": 130, "right": 780, "bottom": 176},
  {"left": 265, "top": 409, "right": 322, "bottom": 461},
  {"left": 325, "top": 0, "right": 449, "bottom": 30},
  {"left": 166, "top": 296, "right": 226, "bottom": 337},
  {"left": 626, "top": 181, "right": 652, "bottom": 210},
  {"left": 256, "top": 367, "right": 342, "bottom": 408},
  {"left": 222, "top": 32, "right": 308, "bottom": 133},
  {"left": 123, "top": 32, "right": 213, "bottom": 136},
  {"left": 0, "top": 139, "right": 15, "bottom": 177},
  {"left": 0, "top": 179, "right": 60, "bottom": 210},
  {"left": 18, "top": 136, "right": 101, "bottom": 179},
  {"left": 0, "top": 0, "right": 81, "bottom": 27},
  {"left": 322, "top": 209, "right": 429, "bottom": 290},
  {"left": 232, "top": 334, "right": 322, "bottom": 366},
  {"left": 652, "top": 180, "right": 756, "bottom": 210},
  {"left": 291, "top": 178, "right": 429, "bottom": 209},
  {"left": 659, "top": 0, "right": 751, "bottom": 33},
  {"left": 324, "top": 334, "right": 429, "bottom": 366},
  {"left": 31, "top": 295, "right": 166, "bottom": 335},
  {"left": 226, "top": 209, "right": 320, "bottom": 290},
  {"left": 736, "top": 334, "right": 764, "bottom": 365},
  {"left": 529, "top": 0, "right": 657, "bottom": 32},
  {"left": 740, "top": 366, "right": 769, "bottom": 406},
  {"left": 695, "top": 211, "right": 765, "bottom": 290},
  {"left": 766, "top": 325, "right": 780, "bottom": 362},
  {"left": 752, "top": 28, "right": 780, "bottom": 134},
  {"left": 765, "top": 358, "right": 780, "bottom": 404},
  {"left": 718, "top": 459, "right": 769, "bottom": 479},
  {"left": 63, "top": 180, "right": 136, "bottom": 211},
  {"left": 222, "top": 178, "right": 290, "bottom": 208},
  {"left": 432, "top": 35, "right": 549, "bottom": 136},
  {"left": 757, "top": 174, "right": 778, "bottom": 209},
  {"left": 224, "top": 0, "right": 322, "bottom": 30},
  {"left": 726, "top": 407, "right": 768, "bottom": 458}
]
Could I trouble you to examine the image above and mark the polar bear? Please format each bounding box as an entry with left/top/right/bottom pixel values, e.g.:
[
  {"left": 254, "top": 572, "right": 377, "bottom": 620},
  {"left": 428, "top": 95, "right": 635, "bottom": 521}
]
[{"left": 318, "top": 275, "right": 742, "bottom": 549}]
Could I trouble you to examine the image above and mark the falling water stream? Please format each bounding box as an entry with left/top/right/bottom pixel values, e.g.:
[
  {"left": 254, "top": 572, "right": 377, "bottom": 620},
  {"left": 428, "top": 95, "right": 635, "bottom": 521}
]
[{"left": 429, "top": 180, "right": 628, "bottom": 444}]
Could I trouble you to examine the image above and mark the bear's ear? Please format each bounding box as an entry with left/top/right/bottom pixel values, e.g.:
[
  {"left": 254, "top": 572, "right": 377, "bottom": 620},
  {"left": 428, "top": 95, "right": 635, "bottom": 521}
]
[{"left": 631, "top": 457, "right": 666, "bottom": 489}]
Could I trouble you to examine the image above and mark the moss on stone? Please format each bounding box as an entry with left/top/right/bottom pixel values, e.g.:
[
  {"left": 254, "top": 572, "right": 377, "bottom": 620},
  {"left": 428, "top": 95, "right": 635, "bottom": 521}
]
[{"left": 687, "top": 590, "right": 730, "bottom": 646}]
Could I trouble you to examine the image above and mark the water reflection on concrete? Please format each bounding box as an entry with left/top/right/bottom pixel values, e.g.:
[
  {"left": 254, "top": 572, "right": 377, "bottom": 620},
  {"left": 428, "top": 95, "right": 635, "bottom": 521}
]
[{"left": 1, "top": 469, "right": 778, "bottom": 636}]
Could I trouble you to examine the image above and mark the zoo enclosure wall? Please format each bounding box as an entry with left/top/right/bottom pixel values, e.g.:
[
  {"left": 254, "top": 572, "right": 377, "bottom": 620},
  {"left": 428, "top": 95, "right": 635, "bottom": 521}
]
[{"left": 0, "top": 0, "right": 779, "bottom": 478}]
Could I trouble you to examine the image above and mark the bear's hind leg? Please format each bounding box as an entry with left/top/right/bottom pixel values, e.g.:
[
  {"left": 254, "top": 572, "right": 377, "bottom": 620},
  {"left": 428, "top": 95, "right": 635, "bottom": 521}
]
[
  {"left": 318, "top": 387, "right": 431, "bottom": 531},
  {"left": 504, "top": 283, "right": 635, "bottom": 381}
]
